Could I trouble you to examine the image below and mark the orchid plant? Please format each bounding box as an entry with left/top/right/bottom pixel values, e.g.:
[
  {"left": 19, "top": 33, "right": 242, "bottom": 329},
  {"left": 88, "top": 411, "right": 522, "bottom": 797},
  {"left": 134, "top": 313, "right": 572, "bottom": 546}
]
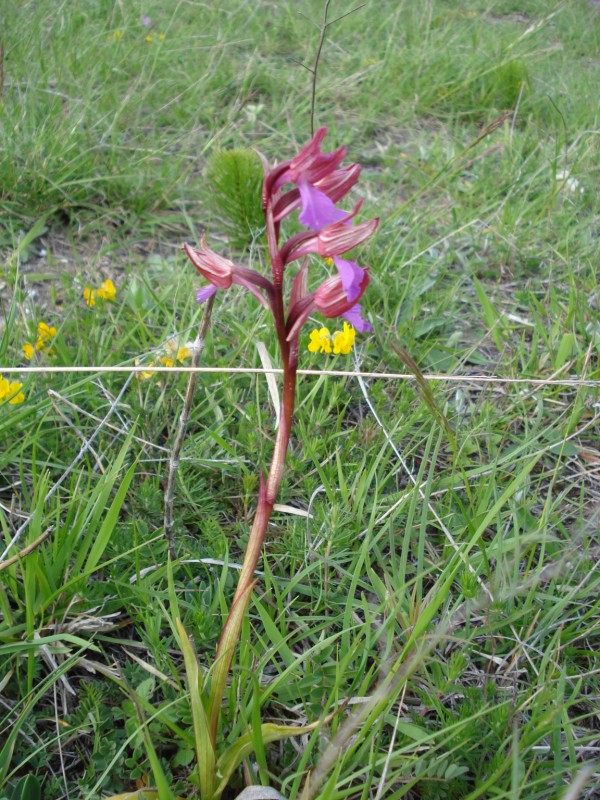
[
  {"left": 186, "top": 125, "right": 377, "bottom": 725},
  {"left": 139, "top": 129, "right": 378, "bottom": 800}
]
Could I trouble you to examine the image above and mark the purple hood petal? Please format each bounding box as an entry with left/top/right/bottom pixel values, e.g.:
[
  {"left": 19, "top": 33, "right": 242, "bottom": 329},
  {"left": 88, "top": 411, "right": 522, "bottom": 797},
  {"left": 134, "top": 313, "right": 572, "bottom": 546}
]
[
  {"left": 332, "top": 256, "right": 365, "bottom": 303},
  {"left": 298, "top": 180, "right": 347, "bottom": 231},
  {"left": 341, "top": 303, "right": 372, "bottom": 332},
  {"left": 196, "top": 285, "right": 218, "bottom": 304}
]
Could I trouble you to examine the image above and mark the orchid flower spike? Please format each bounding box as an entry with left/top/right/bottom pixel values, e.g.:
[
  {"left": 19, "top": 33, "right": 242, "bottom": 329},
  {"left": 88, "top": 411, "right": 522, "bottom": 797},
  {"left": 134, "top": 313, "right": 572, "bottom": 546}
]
[{"left": 188, "top": 128, "right": 377, "bottom": 341}]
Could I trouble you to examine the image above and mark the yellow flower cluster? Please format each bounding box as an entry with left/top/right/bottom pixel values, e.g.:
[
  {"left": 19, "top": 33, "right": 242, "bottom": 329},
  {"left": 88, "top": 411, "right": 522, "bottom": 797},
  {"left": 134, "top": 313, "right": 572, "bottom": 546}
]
[
  {"left": 108, "top": 31, "right": 165, "bottom": 43},
  {"left": 84, "top": 279, "right": 116, "bottom": 307},
  {"left": 23, "top": 321, "right": 57, "bottom": 361},
  {"left": 0, "top": 375, "right": 25, "bottom": 405},
  {"left": 136, "top": 340, "right": 192, "bottom": 380},
  {"left": 307, "top": 322, "right": 356, "bottom": 355}
]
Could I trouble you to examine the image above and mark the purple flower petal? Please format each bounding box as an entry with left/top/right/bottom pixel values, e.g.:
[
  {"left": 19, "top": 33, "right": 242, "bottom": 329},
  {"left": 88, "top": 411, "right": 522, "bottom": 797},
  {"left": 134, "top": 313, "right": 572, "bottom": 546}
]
[
  {"left": 332, "top": 256, "right": 364, "bottom": 303},
  {"left": 142, "top": 15, "right": 152, "bottom": 26},
  {"left": 342, "top": 303, "right": 371, "bottom": 332},
  {"left": 196, "top": 285, "right": 217, "bottom": 304},
  {"left": 298, "top": 180, "right": 347, "bottom": 231}
]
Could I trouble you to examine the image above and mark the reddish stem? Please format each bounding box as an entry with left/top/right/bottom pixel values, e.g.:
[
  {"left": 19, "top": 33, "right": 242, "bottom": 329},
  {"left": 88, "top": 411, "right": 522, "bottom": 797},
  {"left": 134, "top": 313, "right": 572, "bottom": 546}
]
[{"left": 208, "top": 194, "right": 298, "bottom": 747}]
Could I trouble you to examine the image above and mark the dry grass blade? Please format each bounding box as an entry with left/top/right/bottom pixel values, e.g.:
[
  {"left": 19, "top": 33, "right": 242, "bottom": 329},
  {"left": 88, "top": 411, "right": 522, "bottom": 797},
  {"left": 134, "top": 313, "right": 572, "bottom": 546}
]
[
  {"left": 164, "top": 295, "right": 215, "bottom": 558},
  {"left": 0, "top": 527, "right": 52, "bottom": 573},
  {"left": 0, "top": 373, "right": 134, "bottom": 564}
]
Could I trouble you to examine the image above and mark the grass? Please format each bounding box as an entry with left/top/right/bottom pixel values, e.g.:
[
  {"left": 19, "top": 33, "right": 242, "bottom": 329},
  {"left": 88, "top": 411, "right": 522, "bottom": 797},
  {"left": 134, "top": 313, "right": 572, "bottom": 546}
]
[{"left": 1, "top": 0, "right": 599, "bottom": 798}]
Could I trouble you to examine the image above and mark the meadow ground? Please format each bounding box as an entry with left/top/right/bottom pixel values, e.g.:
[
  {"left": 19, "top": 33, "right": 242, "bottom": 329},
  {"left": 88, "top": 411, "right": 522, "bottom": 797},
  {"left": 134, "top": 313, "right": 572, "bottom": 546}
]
[{"left": 0, "top": 1, "right": 599, "bottom": 798}]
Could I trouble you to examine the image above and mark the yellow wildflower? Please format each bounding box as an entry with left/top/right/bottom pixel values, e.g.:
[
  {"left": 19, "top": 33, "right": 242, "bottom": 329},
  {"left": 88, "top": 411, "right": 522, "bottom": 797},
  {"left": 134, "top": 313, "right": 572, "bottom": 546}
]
[
  {"left": 34, "top": 321, "right": 57, "bottom": 353},
  {"left": 164, "top": 340, "right": 190, "bottom": 363},
  {"left": 135, "top": 359, "right": 156, "bottom": 380},
  {"left": 307, "top": 327, "right": 333, "bottom": 354},
  {"left": 84, "top": 287, "right": 97, "bottom": 307},
  {"left": 97, "top": 279, "right": 116, "bottom": 301},
  {"left": 158, "top": 33, "right": 165, "bottom": 40},
  {"left": 307, "top": 323, "right": 356, "bottom": 355},
  {"left": 23, "top": 342, "right": 35, "bottom": 360},
  {"left": 332, "top": 322, "right": 356, "bottom": 355},
  {"left": 109, "top": 30, "right": 122, "bottom": 41},
  {"left": 0, "top": 376, "right": 25, "bottom": 405},
  {"left": 37, "top": 322, "right": 56, "bottom": 343},
  {"left": 145, "top": 35, "right": 153, "bottom": 42},
  {"left": 137, "top": 341, "right": 190, "bottom": 379}
]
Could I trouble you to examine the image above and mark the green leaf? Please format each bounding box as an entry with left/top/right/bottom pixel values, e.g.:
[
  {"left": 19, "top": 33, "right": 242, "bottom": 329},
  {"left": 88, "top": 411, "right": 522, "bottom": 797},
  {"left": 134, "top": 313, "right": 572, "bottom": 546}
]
[
  {"left": 0, "top": 633, "right": 97, "bottom": 656},
  {"left": 125, "top": 695, "right": 175, "bottom": 800},
  {"left": 71, "top": 431, "right": 135, "bottom": 576},
  {"left": 215, "top": 721, "right": 322, "bottom": 799},
  {"left": 207, "top": 580, "right": 256, "bottom": 743},
  {"left": 253, "top": 598, "right": 296, "bottom": 669},
  {"left": 10, "top": 775, "right": 41, "bottom": 800},
  {"left": 473, "top": 277, "right": 504, "bottom": 352},
  {"left": 83, "top": 442, "right": 137, "bottom": 575},
  {"left": 554, "top": 332, "right": 577, "bottom": 369},
  {"left": 10, "top": 215, "right": 50, "bottom": 265},
  {"left": 0, "top": 726, "right": 18, "bottom": 786},
  {"left": 176, "top": 618, "right": 216, "bottom": 800}
]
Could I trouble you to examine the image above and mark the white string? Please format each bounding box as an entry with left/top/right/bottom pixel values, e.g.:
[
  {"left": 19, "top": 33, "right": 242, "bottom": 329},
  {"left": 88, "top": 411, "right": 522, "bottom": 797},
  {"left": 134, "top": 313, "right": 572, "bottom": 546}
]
[{"left": 0, "top": 364, "right": 598, "bottom": 388}]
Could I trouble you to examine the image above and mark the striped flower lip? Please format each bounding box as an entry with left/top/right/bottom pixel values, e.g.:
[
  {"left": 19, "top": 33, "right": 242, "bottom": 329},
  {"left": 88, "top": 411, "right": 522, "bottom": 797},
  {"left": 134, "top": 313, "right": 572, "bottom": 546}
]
[
  {"left": 184, "top": 237, "right": 235, "bottom": 289},
  {"left": 272, "top": 164, "right": 361, "bottom": 223},
  {"left": 280, "top": 206, "right": 379, "bottom": 264}
]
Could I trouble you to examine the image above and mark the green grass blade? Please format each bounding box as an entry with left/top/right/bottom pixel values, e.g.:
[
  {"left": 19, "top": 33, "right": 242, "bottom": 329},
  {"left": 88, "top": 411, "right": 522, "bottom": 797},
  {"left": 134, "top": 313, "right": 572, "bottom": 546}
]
[
  {"left": 176, "top": 618, "right": 216, "bottom": 800},
  {"left": 84, "top": 455, "right": 137, "bottom": 574}
]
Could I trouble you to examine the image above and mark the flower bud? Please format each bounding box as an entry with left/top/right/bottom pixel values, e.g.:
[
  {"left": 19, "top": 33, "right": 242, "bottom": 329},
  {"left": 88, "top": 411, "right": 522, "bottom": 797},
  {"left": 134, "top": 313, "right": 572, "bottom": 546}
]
[
  {"left": 287, "top": 127, "right": 347, "bottom": 185},
  {"left": 183, "top": 237, "right": 234, "bottom": 289}
]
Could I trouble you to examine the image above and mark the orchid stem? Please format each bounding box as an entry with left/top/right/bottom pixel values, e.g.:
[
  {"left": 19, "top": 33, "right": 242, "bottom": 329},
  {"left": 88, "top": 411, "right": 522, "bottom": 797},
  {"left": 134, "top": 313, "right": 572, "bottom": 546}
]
[{"left": 208, "top": 280, "right": 298, "bottom": 747}]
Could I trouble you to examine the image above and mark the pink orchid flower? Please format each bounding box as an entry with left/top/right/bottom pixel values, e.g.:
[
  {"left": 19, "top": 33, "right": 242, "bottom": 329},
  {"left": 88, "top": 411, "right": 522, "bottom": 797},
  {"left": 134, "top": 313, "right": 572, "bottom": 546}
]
[
  {"left": 184, "top": 238, "right": 273, "bottom": 309},
  {"left": 264, "top": 128, "right": 377, "bottom": 314},
  {"left": 186, "top": 127, "right": 377, "bottom": 335}
]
